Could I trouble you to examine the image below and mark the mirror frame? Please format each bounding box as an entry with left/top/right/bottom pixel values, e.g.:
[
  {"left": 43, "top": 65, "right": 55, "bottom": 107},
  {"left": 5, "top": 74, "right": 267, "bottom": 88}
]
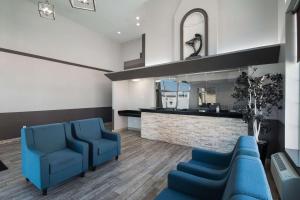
[{"left": 180, "top": 8, "right": 208, "bottom": 60}]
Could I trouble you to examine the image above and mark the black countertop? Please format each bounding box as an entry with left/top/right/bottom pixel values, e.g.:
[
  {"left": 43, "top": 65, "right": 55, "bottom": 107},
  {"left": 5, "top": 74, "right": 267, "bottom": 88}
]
[
  {"left": 118, "top": 110, "right": 141, "bottom": 117},
  {"left": 118, "top": 108, "right": 243, "bottom": 119}
]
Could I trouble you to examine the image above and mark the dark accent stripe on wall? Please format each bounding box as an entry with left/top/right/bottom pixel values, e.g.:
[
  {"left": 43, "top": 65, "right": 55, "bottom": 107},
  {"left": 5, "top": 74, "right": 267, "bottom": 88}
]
[
  {"left": 0, "top": 107, "right": 112, "bottom": 141},
  {"left": 0, "top": 47, "right": 113, "bottom": 73}
]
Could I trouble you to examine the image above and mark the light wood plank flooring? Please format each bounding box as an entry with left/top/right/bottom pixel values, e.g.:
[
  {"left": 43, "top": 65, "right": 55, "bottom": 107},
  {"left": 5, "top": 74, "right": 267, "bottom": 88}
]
[
  {"left": 0, "top": 131, "right": 192, "bottom": 200},
  {"left": 0, "top": 130, "right": 279, "bottom": 200}
]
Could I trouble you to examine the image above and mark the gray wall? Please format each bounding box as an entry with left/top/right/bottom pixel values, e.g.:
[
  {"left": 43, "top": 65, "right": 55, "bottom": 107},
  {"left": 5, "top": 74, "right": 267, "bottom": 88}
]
[{"left": 189, "top": 79, "right": 236, "bottom": 109}]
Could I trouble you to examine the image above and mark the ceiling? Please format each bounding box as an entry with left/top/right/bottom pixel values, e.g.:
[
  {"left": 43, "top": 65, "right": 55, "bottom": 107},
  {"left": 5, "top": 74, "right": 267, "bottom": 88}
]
[{"left": 30, "top": 0, "right": 150, "bottom": 43}]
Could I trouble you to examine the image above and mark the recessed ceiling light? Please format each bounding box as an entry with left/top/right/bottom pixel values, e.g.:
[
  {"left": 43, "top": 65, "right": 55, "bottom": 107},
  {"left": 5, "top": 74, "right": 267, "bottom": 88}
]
[
  {"left": 38, "top": 1, "right": 55, "bottom": 20},
  {"left": 136, "top": 22, "right": 140, "bottom": 27},
  {"left": 117, "top": 31, "right": 121, "bottom": 35},
  {"left": 136, "top": 16, "right": 140, "bottom": 20}
]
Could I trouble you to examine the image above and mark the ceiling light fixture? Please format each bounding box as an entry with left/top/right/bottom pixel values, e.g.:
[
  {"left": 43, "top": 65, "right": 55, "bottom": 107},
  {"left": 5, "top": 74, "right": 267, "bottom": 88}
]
[
  {"left": 38, "top": 0, "right": 55, "bottom": 20},
  {"left": 136, "top": 16, "right": 140, "bottom": 20},
  {"left": 69, "top": 0, "right": 96, "bottom": 11},
  {"left": 136, "top": 22, "right": 140, "bottom": 27},
  {"left": 117, "top": 31, "right": 121, "bottom": 35}
]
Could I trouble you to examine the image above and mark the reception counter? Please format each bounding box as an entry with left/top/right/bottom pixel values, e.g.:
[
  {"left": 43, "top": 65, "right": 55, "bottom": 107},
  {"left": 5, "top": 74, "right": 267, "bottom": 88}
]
[{"left": 140, "top": 108, "right": 248, "bottom": 152}]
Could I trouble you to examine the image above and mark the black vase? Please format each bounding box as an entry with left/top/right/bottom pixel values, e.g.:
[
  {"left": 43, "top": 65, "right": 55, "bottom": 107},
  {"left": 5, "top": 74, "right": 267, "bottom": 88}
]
[{"left": 257, "top": 140, "right": 268, "bottom": 165}]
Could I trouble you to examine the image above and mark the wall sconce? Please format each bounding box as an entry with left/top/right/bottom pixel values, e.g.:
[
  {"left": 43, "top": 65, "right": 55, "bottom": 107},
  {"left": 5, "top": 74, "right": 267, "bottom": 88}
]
[
  {"left": 69, "top": 0, "right": 96, "bottom": 11},
  {"left": 38, "top": 0, "right": 55, "bottom": 20}
]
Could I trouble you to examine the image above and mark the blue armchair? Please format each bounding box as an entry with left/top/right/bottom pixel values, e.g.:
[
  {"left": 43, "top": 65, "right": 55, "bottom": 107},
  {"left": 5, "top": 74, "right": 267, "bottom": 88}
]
[
  {"left": 21, "top": 123, "right": 88, "bottom": 195},
  {"left": 71, "top": 118, "right": 121, "bottom": 170},
  {"left": 155, "top": 155, "right": 272, "bottom": 200},
  {"left": 177, "top": 136, "right": 259, "bottom": 180}
]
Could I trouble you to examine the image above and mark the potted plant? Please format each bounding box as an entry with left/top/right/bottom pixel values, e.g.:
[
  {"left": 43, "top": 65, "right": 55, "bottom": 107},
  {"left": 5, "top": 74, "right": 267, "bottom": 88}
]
[{"left": 232, "top": 68, "right": 283, "bottom": 164}]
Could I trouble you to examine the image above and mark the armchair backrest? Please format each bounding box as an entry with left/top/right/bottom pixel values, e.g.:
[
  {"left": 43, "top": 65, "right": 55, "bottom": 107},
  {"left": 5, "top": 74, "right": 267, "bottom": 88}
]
[
  {"left": 236, "top": 136, "right": 259, "bottom": 152},
  {"left": 230, "top": 136, "right": 259, "bottom": 162},
  {"left": 71, "top": 118, "right": 102, "bottom": 141},
  {"left": 26, "top": 123, "right": 67, "bottom": 154},
  {"left": 222, "top": 156, "right": 272, "bottom": 200}
]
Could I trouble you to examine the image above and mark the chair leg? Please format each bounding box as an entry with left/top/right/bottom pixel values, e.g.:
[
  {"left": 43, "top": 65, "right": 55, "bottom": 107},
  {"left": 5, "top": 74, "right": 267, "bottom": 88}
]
[
  {"left": 42, "top": 189, "right": 47, "bottom": 196},
  {"left": 91, "top": 166, "right": 96, "bottom": 171},
  {"left": 25, "top": 178, "right": 29, "bottom": 182},
  {"left": 80, "top": 172, "right": 85, "bottom": 177},
  {"left": 115, "top": 156, "right": 119, "bottom": 160}
]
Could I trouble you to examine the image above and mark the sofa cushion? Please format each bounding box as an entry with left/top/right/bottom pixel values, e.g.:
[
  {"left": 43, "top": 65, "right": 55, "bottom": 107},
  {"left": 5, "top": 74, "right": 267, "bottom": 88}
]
[
  {"left": 73, "top": 118, "right": 102, "bottom": 140},
  {"left": 96, "top": 139, "right": 118, "bottom": 155},
  {"left": 155, "top": 189, "right": 198, "bottom": 200},
  {"left": 31, "top": 123, "right": 66, "bottom": 153},
  {"left": 222, "top": 156, "right": 272, "bottom": 200},
  {"left": 48, "top": 148, "right": 82, "bottom": 174}
]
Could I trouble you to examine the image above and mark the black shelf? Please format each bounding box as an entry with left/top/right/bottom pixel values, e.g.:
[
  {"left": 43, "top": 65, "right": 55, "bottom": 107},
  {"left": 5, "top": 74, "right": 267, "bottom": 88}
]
[
  {"left": 106, "top": 44, "right": 280, "bottom": 81},
  {"left": 118, "top": 110, "right": 141, "bottom": 118}
]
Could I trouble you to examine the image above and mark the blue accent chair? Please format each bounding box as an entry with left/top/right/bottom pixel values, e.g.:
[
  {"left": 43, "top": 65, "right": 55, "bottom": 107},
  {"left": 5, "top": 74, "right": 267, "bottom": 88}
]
[
  {"left": 70, "top": 118, "right": 121, "bottom": 170},
  {"left": 21, "top": 123, "right": 88, "bottom": 195},
  {"left": 155, "top": 155, "right": 272, "bottom": 200},
  {"left": 177, "top": 136, "right": 259, "bottom": 180}
]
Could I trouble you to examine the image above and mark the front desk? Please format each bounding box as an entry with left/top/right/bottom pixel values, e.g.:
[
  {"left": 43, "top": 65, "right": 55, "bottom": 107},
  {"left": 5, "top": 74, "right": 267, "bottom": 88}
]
[{"left": 140, "top": 108, "right": 248, "bottom": 152}]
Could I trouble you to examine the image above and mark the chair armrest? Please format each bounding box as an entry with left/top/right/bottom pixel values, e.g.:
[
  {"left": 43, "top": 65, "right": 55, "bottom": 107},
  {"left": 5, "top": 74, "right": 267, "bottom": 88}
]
[
  {"left": 102, "top": 130, "right": 121, "bottom": 155},
  {"left": 26, "top": 149, "right": 49, "bottom": 189},
  {"left": 102, "top": 130, "right": 120, "bottom": 141},
  {"left": 192, "top": 148, "right": 232, "bottom": 167},
  {"left": 67, "top": 139, "right": 89, "bottom": 171},
  {"left": 168, "top": 170, "right": 225, "bottom": 199},
  {"left": 177, "top": 162, "right": 228, "bottom": 180}
]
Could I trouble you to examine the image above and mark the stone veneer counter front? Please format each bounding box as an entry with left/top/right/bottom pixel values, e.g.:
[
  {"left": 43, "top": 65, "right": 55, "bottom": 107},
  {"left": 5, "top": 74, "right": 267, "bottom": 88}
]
[{"left": 141, "top": 112, "right": 248, "bottom": 152}]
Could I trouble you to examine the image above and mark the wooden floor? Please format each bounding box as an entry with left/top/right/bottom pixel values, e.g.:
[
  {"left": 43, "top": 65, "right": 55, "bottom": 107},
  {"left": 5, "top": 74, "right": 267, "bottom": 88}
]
[
  {"left": 0, "top": 130, "right": 279, "bottom": 200},
  {"left": 0, "top": 131, "right": 192, "bottom": 200}
]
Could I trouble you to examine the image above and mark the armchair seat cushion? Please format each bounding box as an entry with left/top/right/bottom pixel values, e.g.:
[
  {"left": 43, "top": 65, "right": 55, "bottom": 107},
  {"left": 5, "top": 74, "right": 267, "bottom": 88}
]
[
  {"left": 48, "top": 149, "right": 82, "bottom": 174},
  {"left": 155, "top": 189, "right": 198, "bottom": 200},
  {"left": 178, "top": 161, "right": 228, "bottom": 180},
  {"left": 96, "top": 139, "right": 118, "bottom": 154},
  {"left": 188, "top": 160, "right": 226, "bottom": 170}
]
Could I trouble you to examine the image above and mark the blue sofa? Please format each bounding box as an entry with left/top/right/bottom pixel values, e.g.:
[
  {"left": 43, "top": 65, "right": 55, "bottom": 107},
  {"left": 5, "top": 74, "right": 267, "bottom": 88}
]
[
  {"left": 21, "top": 123, "right": 88, "bottom": 195},
  {"left": 155, "top": 155, "right": 272, "bottom": 200},
  {"left": 71, "top": 118, "right": 121, "bottom": 170},
  {"left": 177, "top": 136, "right": 259, "bottom": 180}
]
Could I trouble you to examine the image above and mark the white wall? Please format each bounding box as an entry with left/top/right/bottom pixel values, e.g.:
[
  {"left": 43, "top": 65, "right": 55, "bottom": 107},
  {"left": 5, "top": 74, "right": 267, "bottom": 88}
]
[
  {"left": 143, "top": 0, "right": 182, "bottom": 65},
  {"left": 127, "top": 78, "right": 156, "bottom": 110},
  {"left": 121, "top": 38, "right": 142, "bottom": 63},
  {"left": 112, "top": 78, "right": 155, "bottom": 130},
  {"left": 112, "top": 81, "right": 129, "bottom": 130},
  {"left": 141, "top": 0, "right": 280, "bottom": 64},
  {"left": 284, "top": 12, "right": 299, "bottom": 149},
  {"left": 0, "top": 52, "right": 112, "bottom": 112},
  {"left": 218, "top": 0, "right": 278, "bottom": 53},
  {"left": 0, "top": 0, "right": 122, "bottom": 114}
]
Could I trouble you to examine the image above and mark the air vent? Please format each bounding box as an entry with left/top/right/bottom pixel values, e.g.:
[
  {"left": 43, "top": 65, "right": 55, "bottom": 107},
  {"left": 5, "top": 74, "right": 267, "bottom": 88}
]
[
  {"left": 271, "top": 152, "right": 300, "bottom": 200},
  {"left": 274, "top": 153, "right": 287, "bottom": 171}
]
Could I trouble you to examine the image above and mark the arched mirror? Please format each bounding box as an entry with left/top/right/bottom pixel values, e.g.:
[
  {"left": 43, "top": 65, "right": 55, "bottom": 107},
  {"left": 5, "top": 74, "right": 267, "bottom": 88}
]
[{"left": 180, "top": 8, "right": 208, "bottom": 60}]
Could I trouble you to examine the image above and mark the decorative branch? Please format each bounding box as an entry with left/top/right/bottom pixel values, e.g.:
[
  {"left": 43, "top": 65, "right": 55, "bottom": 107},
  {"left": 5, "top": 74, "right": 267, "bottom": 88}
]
[{"left": 232, "top": 69, "right": 283, "bottom": 141}]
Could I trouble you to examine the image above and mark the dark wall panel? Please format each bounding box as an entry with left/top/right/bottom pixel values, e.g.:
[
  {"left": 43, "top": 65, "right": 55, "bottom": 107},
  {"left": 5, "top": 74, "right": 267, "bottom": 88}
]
[{"left": 0, "top": 107, "right": 112, "bottom": 140}]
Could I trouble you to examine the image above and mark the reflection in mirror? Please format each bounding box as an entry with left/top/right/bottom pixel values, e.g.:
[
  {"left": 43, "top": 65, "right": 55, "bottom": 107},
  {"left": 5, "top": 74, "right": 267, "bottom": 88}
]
[
  {"left": 155, "top": 68, "right": 248, "bottom": 112},
  {"left": 198, "top": 87, "right": 216, "bottom": 106}
]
